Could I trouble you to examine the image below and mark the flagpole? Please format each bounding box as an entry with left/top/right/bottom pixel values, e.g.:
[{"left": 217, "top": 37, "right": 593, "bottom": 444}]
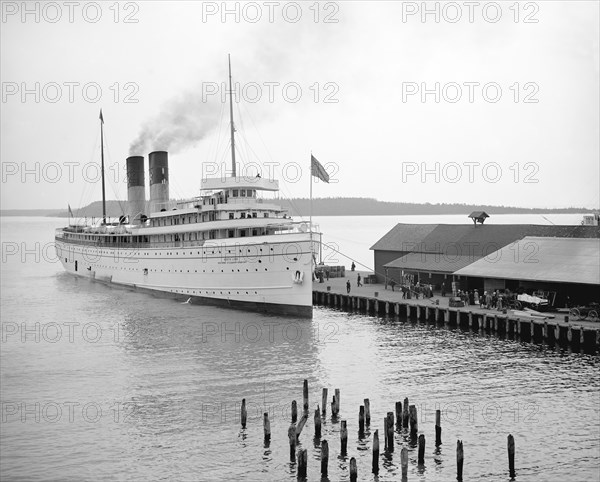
[
  {"left": 309, "top": 153, "right": 313, "bottom": 273},
  {"left": 100, "top": 109, "right": 107, "bottom": 225}
]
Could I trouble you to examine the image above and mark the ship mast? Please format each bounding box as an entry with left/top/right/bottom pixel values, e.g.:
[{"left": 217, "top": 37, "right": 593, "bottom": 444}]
[
  {"left": 228, "top": 54, "right": 236, "bottom": 178},
  {"left": 99, "top": 109, "right": 107, "bottom": 224}
]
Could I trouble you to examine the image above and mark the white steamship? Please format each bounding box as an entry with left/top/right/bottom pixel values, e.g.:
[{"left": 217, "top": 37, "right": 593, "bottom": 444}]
[{"left": 54, "top": 59, "right": 317, "bottom": 318}]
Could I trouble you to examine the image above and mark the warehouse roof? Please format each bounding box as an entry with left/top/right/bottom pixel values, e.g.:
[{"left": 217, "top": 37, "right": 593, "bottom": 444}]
[
  {"left": 384, "top": 253, "right": 478, "bottom": 273},
  {"left": 454, "top": 237, "right": 600, "bottom": 285},
  {"left": 370, "top": 223, "right": 600, "bottom": 253}
]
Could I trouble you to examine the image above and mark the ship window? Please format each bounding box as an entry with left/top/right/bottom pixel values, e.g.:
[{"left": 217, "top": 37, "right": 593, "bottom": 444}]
[
  {"left": 229, "top": 213, "right": 234, "bottom": 219},
  {"left": 264, "top": 213, "right": 269, "bottom": 218},
  {"left": 240, "top": 190, "right": 246, "bottom": 197},
  {"left": 232, "top": 190, "right": 238, "bottom": 197},
  {"left": 240, "top": 230, "right": 246, "bottom": 237},
  {"left": 252, "top": 213, "right": 257, "bottom": 218},
  {"left": 252, "top": 229, "right": 258, "bottom": 236},
  {"left": 240, "top": 213, "right": 246, "bottom": 219},
  {"left": 228, "top": 230, "right": 235, "bottom": 238}
]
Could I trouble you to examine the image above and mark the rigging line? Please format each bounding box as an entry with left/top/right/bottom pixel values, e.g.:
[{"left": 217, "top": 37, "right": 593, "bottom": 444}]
[
  {"left": 102, "top": 130, "right": 128, "bottom": 218},
  {"left": 237, "top": 102, "right": 305, "bottom": 216},
  {"left": 75, "top": 127, "right": 101, "bottom": 221}
]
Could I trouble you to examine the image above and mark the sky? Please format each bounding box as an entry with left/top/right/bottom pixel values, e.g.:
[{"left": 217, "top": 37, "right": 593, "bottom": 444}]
[{"left": 1, "top": 0, "right": 599, "bottom": 210}]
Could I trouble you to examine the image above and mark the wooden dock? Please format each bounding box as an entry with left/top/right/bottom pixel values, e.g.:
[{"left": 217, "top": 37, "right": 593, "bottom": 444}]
[{"left": 313, "top": 274, "right": 600, "bottom": 353}]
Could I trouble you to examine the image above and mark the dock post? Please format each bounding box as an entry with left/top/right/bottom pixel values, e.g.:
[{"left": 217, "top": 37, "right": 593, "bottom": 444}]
[
  {"left": 340, "top": 420, "right": 348, "bottom": 454},
  {"left": 508, "top": 434, "right": 515, "bottom": 478},
  {"left": 395, "top": 401, "right": 402, "bottom": 428},
  {"left": 335, "top": 389, "right": 340, "bottom": 414},
  {"left": 350, "top": 457, "right": 357, "bottom": 482},
  {"left": 435, "top": 307, "right": 440, "bottom": 322},
  {"left": 241, "top": 399, "right": 247, "bottom": 429},
  {"left": 321, "top": 440, "right": 329, "bottom": 477},
  {"left": 297, "top": 448, "right": 307, "bottom": 477},
  {"left": 402, "top": 397, "right": 409, "bottom": 428},
  {"left": 418, "top": 433, "right": 425, "bottom": 465},
  {"left": 409, "top": 405, "right": 418, "bottom": 443},
  {"left": 425, "top": 306, "right": 430, "bottom": 321},
  {"left": 542, "top": 322, "right": 548, "bottom": 341},
  {"left": 303, "top": 379, "right": 309, "bottom": 413},
  {"left": 359, "top": 406, "right": 365, "bottom": 436},
  {"left": 322, "top": 388, "right": 327, "bottom": 416},
  {"left": 291, "top": 400, "right": 298, "bottom": 423},
  {"left": 364, "top": 398, "right": 371, "bottom": 426},
  {"left": 366, "top": 298, "right": 370, "bottom": 312},
  {"left": 401, "top": 446, "right": 408, "bottom": 480},
  {"left": 386, "top": 412, "right": 394, "bottom": 452},
  {"left": 468, "top": 311, "right": 473, "bottom": 328},
  {"left": 395, "top": 303, "right": 400, "bottom": 315},
  {"left": 494, "top": 314, "right": 498, "bottom": 332},
  {"left": 314, "top": 407, "right": 322, "bottom": 439},
  {"left": 444, "top": 308, "right": 450, "bottom": 324},
  {"left": 372, "top": 429, "right": 380, "bottom": 474},
  {"left": 457, "top": 440, "right": 464, "bottom": 481},
  {"left": 288, "top": 424, "right": 297, "bottom": 461},
  {"left": 331, "top": 396, "right": 336, "bottom": 418},
  {"left": 386, "top": 301, "right": 390, "bottom": 314},
  {"left": 264, "top": 413, "right": 271, "bottom": 443},
  {"left": 435, "top": 409, "right": 442, "bottom": 446},
  {"left": 416, "top": 305, "right": 421, "bottom": 320},
  {"left": 406, "top": 304, "right": 411, "bottom": 318}
]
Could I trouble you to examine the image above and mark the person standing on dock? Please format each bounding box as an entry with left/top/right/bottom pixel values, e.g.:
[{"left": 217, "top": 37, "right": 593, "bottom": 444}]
[
  {"left": 357, "top": 273, "right": 362, "bottom": 287},
  {"left": 326, "top": 269, "right": 330, "bottom": 281},
  {"left": 441, "top": 282, "right": 446, "bottom": 297},
  {"left": 346, "top": 280, "right": 351, "bottom": 294},
  {"left": 351, "top": 262, "right": 355, "bottom": 272}
]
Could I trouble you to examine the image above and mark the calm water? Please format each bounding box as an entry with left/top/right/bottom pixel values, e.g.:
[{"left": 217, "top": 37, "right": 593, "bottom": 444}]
[{"left": 1, "top": 216, "right": 599, "bottom": 481}]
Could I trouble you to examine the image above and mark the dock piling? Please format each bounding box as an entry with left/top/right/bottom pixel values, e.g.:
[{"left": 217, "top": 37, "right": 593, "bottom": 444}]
[
  {"left": 372, "top": 429, "right": 380, "bottom": 474},
  {"left": 340, "top": 420, "right": 348, "bottom": 455},
  {"left": 241, "top": 399, "right": 247, "bottom": 429},
  {"left": 435, "top": 409, "right": 442, "bottom": 446},
  {"left": 508, "top": 434, "right": 515, "bottom": 478}
]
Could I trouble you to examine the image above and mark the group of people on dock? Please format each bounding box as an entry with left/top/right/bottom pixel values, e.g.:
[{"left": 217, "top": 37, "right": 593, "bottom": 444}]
[{"left": 454, "top": 289, "right": 511, "bottom": 311}]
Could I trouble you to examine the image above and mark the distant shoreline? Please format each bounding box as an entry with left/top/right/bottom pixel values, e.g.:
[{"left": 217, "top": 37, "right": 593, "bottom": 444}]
[{"left": 0, "top": 198, "right": 596, "bottom": 218}]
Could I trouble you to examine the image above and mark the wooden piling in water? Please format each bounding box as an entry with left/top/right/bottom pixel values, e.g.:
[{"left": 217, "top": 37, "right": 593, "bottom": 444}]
[
  {"left": 435, "top": 409, "right": 442, "bottom": 446},
  {"left": 296, "top": 413, "right": 308, "bottom": 441},
  {"left": 386, "top": 412, "right": 394, "bottom": 452},
  {"left": 340, "top": 420, "right": 348, "bottom": 455},
  {"left": 331, "top": 396, "right": 337, "bottom": 418},
  {"left": 297, "top": 448, "right": 307, "bottom": 478},
  {"left": 508, "top": 434, "right": 515, "bottom": 478},
  {"left": 395, "top": 401, "right": 402, "bottom": 427},
  {"left": 303, "top": 379, "right": 309, "bottom": 413},
  {"left": 364, "top": 398, "right": 371, "bottom": 426},
  {"left": 409, "top": 404, "right": 418, "bottom": 442},
  {"left": 418, "top": 434, "right": 425, "bottom": 465},
  {"left": 322, "top": 388, "right": 327, "bottom": 416},
  {"left": 457, "top": 440, "right": 464, "bottom": 481},
  {"left": 291, "top": 400, "right": 298, "bottom": 423},
  {"left": 401, "top": 446, "right": 408, "bottom": 480},
  {"left": 372, "top": 429, "right": 380, "bottom": 474},
  {"left": 321, "top": 440, "right": 329, "bottom": 477},
  {"left": 263, "top": 412, "right": 271, "bottom": 443},
  {"left": 314, "top": 407, "right": 322, "bottom": 439},
  {"left": 359, "top": 406, "right": 365, "bottom": 435},
  {"left": 241, "top": 399, "right": 247, "bottom": 429},
  {"left": 288, "top": 424, "right": 297, "bottom": 461},
  {"left": 402, "top": 397, "right": 409, "bottom": 428},
  {"left": 335, "top": 389, "right": 340, "bottom": 414},
  {"left": 350, "top": 457, "right": 358, "bottom": 482}
]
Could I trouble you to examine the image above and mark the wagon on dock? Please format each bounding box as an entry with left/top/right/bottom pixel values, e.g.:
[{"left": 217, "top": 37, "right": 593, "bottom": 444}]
[{"left": 569, "top": 303, "right": 599, "bottom": 322}]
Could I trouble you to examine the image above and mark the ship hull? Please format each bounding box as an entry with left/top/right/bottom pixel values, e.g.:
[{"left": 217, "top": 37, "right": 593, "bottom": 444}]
[{"left": 55, "top": 233, "right": 315, "bottom": 318}]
